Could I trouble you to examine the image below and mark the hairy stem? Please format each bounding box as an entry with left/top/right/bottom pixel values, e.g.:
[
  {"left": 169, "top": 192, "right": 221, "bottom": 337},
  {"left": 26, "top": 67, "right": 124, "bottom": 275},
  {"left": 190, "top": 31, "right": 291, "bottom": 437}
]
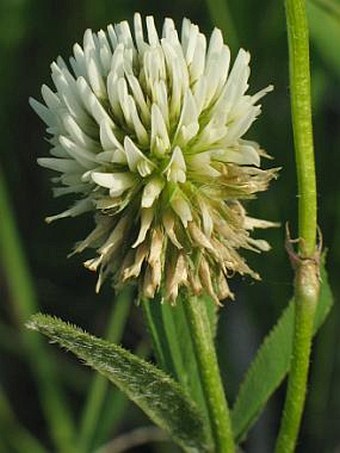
[
  {"left": 275, "top": 1, "right": 320, "bottom": 451},
  {"left": 285, "top": 0, "right": 317, "bottom": 257},
  {"left": 183, "top": 296, "right": 235, "bottom": 452}
]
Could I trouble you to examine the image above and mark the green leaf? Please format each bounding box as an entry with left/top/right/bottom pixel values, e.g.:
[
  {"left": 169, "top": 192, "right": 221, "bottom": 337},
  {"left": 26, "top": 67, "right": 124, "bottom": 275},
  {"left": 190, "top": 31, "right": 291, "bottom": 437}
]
[
  {"left": 142, "top": 293, "right": 217, "bottom": 427},
  {"left": 308, "top": 0, "right": 340, "bottom": 80},
  {"left": 27, "top": 314, "right": 212, "bottom": 453},
  {"left": 232, "top": 262, "right": 333, "bottom": 442}
]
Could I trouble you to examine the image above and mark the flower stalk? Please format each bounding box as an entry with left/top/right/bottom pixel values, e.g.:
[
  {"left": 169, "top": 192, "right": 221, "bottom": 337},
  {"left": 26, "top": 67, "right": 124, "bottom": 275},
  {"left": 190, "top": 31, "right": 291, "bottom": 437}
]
[
  {"left": 285, "top": 0, "right": 317, "bottom": 258},
  {"left": 275, "top": 0, "right": 320, "bottom": 451},
  {"left": 183, "top": 296, "right": 235, "bottom": 452}
]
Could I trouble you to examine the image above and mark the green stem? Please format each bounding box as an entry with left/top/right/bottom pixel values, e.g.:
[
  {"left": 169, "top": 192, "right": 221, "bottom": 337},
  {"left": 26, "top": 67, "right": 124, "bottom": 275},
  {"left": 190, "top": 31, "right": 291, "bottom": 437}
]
[
  {"left": 275, "top": 261, "right": 319, "bottom": 453},
  {"left": 0, "top": 169, "right": 75, "bottom": 452},
  {"left": 183, "top": 296, "right": 235, "bottom": 452},
  {"left": 275, "top": 1, "right": 319, "bottom": 452},
  {"left": 285, "top": 0, "right": 317, "bottom": 258},
  {"left": 77, "top": 286, "right": 134, "bottom": 452}
]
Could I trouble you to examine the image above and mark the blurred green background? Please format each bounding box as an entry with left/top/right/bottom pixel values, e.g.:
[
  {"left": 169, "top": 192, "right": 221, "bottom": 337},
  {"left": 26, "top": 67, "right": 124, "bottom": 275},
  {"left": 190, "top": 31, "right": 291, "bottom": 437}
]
[{"left": 0, "top": 0, "right": 339, "bottom": 451}]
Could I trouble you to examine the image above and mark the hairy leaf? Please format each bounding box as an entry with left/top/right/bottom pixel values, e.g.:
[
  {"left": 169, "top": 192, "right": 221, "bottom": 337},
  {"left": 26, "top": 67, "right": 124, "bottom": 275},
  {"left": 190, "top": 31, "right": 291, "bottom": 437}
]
[
  {"left": 232, "top": 262, "right": 333, "bottom": 442},
  {"left": 27, "top": 314, "right": 211, "bottom": 452}
]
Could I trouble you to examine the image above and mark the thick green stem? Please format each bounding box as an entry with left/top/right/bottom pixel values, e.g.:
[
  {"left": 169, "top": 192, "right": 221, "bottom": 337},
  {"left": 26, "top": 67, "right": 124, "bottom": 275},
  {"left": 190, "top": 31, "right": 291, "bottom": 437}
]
[
  {"left": 275, "top": 1, "right": 319, "bottom": 452},
  {"left": 285, "top": 0, "right": 317, "bottom": 257},
  {"left": 183, "top": 296, "right": 235, "bottom": 453},
  {"left": 77, "top": 286, "right": 133, "bottom": 451}
]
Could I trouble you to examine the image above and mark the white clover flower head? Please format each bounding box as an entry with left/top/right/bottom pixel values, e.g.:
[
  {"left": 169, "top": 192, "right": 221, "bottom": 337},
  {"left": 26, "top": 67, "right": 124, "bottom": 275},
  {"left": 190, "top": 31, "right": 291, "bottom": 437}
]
[{"left": 31, "top": 13, "right": 278, "bottom": 304}]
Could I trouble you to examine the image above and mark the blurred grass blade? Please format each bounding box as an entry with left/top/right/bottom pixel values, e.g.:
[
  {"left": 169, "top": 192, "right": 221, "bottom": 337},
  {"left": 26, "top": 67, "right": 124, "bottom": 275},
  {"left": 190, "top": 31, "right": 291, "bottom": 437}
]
[
  {"left": 78, "top": 286, "right": 134, "bottom": 451},
  {"left": 27, "top": 314, "right": 212, "bottom": 453},
  {"left": 311, "top": 0, "right": 340, "bottom": 21},
  {"left": 0, "top": 320, "right": 21, "bottom": 356},
  {"left": 0, "top": 169, "right": 75, "bottom": 451},
  {"left": 204, "top": 0, "right": 239, "bottom": 50},
  {"left": 232, "top": 261, "right": 333, "bottom": 442},
  {"left": 308, "top": 0, "right": 340, "bottom": 80},
  {"left": 0, "top": 387, "right": 47, "bottom": 453},
  {"left": 0, "top": 171, "right": 34, "bottom": 320}
]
